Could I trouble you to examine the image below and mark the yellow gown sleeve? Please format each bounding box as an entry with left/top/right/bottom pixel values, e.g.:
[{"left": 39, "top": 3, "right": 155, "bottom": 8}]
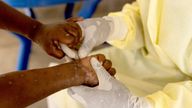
[
  {"left": 109, "top": 0, "right": 192, "bottom": 76},
  {"left": 107, "top": 2, "right": 145, "bottom": 50},
  {"left": 108, "top": 1, "right": 192, "bottom": 108},
  {"left": 138, "top": 0, "right": 192, "bottom": 76},
  {"left": 138, "top": 0, "right": 192, "bottom": 108},
  {"left": 107, "top": 1, "right": 176, "bottom": 68},
  {"left": 146, "top": 81, "right": 192, "bottom": 108}
]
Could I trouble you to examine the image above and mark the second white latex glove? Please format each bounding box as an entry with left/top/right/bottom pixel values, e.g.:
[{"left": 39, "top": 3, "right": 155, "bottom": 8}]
[
  {"left": 61, "top": 18, "right": 111, "bottom": 59},
  {"left": 76, "top": 18, "right": 113, "bottom": 58},
  {"left": 61, "top": 16, "right": 128, "bottom": 59},
  {"left": 68, "top": 58, "right": 152, "bottom": 108}
]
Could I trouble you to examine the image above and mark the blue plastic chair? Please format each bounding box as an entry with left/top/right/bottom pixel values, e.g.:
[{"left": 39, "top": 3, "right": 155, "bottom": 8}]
[{"left": 3, "top": 0, "right": 101, "bottom": 70}]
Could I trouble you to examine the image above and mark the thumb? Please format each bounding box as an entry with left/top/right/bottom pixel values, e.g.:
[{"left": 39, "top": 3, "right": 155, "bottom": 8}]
[
  {"left": 78, "top": 43, "right": 94, "bottom": 58},
  {"left": 78, "top": 34, "right": 96, "bottom": 58},
  {"left": 60, "top": 44, "right": 78, "bottom": 59},
  {"left": 90, "top": 57, "right": 112, "bottom": 90}
]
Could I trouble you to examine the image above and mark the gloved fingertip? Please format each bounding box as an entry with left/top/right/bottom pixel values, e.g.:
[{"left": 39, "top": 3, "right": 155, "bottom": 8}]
[
  {"left": 78, "top": 49, "right": 89, "bottom": 58},
  {"left": 60, "top": 44, "right": 78, "bottom": 59},
  {"left": 90, "top": 57, "right": 102, "bottom": 67},
  {"left": 60, "top": 43, "right": 67, "bottom": 49},
  {"left": 91, "top": 57, "right": 113, "bottom": 90},
  {"left": 90, "top": 58, "right": 111, "bottom": 78}
]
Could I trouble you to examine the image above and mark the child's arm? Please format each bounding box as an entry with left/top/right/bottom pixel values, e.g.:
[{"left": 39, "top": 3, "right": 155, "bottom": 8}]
[
  {"left": 0, "top": 54, "right": 115, "bottom": 108},
  {"left": 0, "top": 1, "right": 42, "bottom": 40},
  {"left": 0, "top": 1, "right": 82, "bottom": 59}
]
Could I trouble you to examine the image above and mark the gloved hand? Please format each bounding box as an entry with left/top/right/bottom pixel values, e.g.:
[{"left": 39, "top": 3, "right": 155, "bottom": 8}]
[
  {"left": 68, "top": 58, "right": 152, "bottom": 108},
  {"left": 62, "top": 16, "right": 128, "bottom": 59},
  {"left": 61, "top": 18, "right": 111, "bottom": 59}
]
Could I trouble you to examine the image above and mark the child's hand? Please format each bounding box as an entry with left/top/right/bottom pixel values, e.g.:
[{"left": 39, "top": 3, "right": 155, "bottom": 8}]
[
  {"left": 76, "top": 54, "right": 116, "bottom": 87},
  {"left": 32, "top": 22, "right": 82, "bottom": 59},
  {"left": 66, "top": 17, "right": 84, "bottom": 22}
]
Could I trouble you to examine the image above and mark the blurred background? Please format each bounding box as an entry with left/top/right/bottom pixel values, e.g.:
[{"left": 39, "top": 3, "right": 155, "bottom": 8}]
[{"left": 0, "top": 0, "right": 134, "bottom": 107}]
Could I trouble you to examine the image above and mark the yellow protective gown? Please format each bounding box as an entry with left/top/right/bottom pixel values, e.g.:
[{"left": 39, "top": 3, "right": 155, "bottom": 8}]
[{"left": 47, "top": 0, "right": 192, "bottom": 108}]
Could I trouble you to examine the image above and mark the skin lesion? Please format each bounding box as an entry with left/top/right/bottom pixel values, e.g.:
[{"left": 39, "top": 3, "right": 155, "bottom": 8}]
[
  {"left": 0, "top": 53, "right": 116, "bottom": 107},
  {"left": 76, "top": 54, "right": 116, "bottom": 87}
]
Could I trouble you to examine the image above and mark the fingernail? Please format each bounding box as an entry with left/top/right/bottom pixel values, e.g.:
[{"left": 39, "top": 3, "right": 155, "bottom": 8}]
[{"left": 66, "top": 33, "right": 70, "bottom": 37}]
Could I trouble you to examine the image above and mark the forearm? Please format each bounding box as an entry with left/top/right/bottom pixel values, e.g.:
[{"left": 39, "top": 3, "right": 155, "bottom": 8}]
[
  {"left": 0, "top": 1, "right": 42, "bottom": 40},
  {"left": 72, "top": 16, "right": 128, "bottom": 58},
  {"left": 0, "top": 62, "right": 84, "bottom": 108}
]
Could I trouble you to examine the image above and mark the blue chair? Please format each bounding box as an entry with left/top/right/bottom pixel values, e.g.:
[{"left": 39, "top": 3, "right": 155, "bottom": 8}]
[{"left": 3, "top": 0, "right": 101, "bottom": 70}]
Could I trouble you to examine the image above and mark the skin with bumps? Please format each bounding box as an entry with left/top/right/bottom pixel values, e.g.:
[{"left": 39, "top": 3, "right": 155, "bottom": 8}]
[
  {"left": 0, "top": 1, "right": 83, "bottom": 59},
  {"left": 0, "top": 54, "right": 115, "bottom": 108}
]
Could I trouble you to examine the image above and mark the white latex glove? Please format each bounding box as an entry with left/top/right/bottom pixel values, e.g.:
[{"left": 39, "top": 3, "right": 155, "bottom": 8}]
[
  {"left": 68, "top": 58, "right": 152, "bottom": 108},
  {"left": 61, "top": 16, "right": 128, "bottom": 59}
]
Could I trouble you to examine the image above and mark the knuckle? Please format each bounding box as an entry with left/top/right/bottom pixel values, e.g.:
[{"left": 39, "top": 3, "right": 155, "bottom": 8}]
[{"left": 109, "top": 68, "right": 116, "bottom": 76}]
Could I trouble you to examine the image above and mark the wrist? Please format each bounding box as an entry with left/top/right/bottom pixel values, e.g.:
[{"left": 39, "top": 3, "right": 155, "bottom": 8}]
[
  {"left": 28, "top": 20, "right": 43, "bottom": 41},
  {"left": 72, "top": 60, "right": 98, "bottom": 87},
  {"left": 59, "top": 61, "right": 87, "bottom": 86},
  {"left": 72, "top": 61, "right": 87, "bottom": 86},
  {"left": 47, "top": 62, "right": 86, "bottom": 88}
]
